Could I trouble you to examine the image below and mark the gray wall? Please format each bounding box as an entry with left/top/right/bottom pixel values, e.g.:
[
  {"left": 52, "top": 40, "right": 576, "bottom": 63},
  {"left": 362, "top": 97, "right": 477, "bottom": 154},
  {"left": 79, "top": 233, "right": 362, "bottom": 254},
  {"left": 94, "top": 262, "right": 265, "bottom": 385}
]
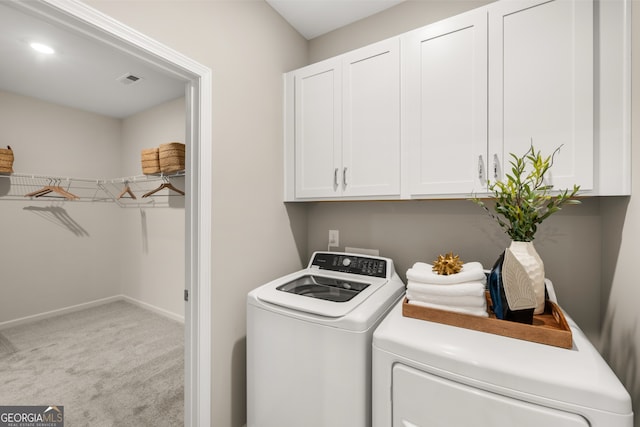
[
  {"left": 599, "top": 1, "right": 640, "bottom": 420},
  {"left": 0, "top": 90, "right": 122, "bottom": 323},
  {"left": 306, "top": 199, "right": 602, "bottom": 335},
  {"left": 119, "top": 97, "right": 186, "bottom": 318}
]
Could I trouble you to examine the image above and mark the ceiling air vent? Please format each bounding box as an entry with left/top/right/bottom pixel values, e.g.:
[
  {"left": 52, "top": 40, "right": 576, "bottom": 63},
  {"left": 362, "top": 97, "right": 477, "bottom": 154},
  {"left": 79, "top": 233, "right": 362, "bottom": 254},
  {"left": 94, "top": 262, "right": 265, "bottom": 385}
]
[{"left": 117, "top": 73, "right": 143, "bottom": 85}]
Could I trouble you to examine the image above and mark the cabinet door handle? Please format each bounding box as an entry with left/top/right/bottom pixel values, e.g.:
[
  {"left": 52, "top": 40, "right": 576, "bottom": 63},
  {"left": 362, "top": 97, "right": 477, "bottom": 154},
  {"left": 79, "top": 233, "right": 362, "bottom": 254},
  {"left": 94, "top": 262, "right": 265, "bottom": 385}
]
[
  {"left": 334, "top": 168, "right": 339, "bottom": 187},
  {"left": 478, "top": 155, "right": 484, "bottom": 181},
  {"left": 493, "top": 154, "right": 499, "bottom": 180},
  {"left": 343, "top": 167, "right": 348, "bottom": 187}
]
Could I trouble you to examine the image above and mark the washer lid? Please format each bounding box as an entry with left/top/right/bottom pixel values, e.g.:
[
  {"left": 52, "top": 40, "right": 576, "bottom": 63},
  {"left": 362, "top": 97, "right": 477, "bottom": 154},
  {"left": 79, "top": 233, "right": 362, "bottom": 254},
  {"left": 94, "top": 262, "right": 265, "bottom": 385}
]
[
  {"left": 256, "top": 270, "right": 388, "bottom": 318},
  {"left": 276, "top": 274, "right": 370, "bottom": 302},
  {"left": 373, "top": 300, "right": 632, "bottom": 416}
]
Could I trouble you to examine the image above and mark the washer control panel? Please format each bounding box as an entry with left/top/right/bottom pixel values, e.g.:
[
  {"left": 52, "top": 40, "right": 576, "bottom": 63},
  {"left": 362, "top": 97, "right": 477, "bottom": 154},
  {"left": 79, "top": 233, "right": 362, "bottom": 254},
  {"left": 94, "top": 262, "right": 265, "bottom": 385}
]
[{"left": 310, "top": 252, "right": 387, "bottom": 278}]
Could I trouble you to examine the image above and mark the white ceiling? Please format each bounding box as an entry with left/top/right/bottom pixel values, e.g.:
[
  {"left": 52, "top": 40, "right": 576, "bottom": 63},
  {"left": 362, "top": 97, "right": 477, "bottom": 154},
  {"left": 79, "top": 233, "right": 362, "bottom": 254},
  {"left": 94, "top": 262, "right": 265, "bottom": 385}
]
[
  {"left": 0, "top": 2, "right": 185, "bottom": 119},
  {"left": 0, "top": 1, "right": 404, "bottom": 118},
  {"left": 266, "top": 0, "right": 406, "bottom": 39}
]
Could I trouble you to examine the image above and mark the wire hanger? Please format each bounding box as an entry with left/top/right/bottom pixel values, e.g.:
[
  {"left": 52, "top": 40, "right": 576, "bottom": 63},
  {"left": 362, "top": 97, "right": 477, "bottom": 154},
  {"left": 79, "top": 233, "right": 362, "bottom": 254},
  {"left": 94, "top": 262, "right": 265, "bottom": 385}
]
[
  {"left": 117, "top": 181, "right": 137, "bottom": 200},
  {"left": 24, "top": 179, "right": 79, "bottom": 200},
  {"left": 141, "top": 178, "right": 185, "bottom": 198}
]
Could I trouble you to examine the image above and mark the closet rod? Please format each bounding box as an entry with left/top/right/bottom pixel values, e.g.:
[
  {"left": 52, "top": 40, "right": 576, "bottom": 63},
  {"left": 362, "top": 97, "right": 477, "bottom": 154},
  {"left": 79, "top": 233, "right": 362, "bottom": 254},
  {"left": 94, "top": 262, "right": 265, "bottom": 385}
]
[
  {"left": 0, "top": 171, "right": 184, "bottom": 184},
  {"left": 103, "top": 171, "right": 185, "bottom": 184},
  {"left": 0, "top": 172, "right": 100, "bottom": 184}
]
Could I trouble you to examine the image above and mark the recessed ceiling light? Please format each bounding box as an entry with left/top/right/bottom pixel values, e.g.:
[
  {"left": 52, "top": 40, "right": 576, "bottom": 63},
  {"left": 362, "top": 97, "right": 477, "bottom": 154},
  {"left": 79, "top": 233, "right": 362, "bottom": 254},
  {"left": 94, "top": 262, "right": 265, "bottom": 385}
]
[{"left": 30, "top": 42, "right": 55, "bottom": 55}]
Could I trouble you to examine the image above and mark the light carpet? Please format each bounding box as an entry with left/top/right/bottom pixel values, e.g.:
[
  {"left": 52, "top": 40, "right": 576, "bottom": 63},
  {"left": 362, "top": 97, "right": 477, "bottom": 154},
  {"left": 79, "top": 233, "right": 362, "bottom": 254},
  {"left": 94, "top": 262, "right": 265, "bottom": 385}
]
[{"left": 0, "top": 300, "right": 184, "bottom": 426}]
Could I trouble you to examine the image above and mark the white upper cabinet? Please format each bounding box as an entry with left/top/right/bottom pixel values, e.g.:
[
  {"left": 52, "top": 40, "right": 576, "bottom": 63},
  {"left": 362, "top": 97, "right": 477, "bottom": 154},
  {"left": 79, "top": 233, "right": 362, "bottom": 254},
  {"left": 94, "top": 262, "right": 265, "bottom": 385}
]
[
  {"left": 291, "top": 58, "right": 342, "bottom": 199},
  {"left": 403, "top": 9, "right": 488, "bottom": 197},
  {"left": 593, "top": 0, "right": 631, "bottom": 196},
  {"left": 488, "top": 0, "right": 594, "bottom": 192},
  {"left": 285, "top": 38, "right": 400, "bottom": 201},
  {"left": 284, "top": 0, "right": 630, "bottom": 201},
  {"left": 342, "top": 39, "right": 401, "bottom": 198},
  {"left": 404, "top": 0, "right": 594, "bottom": 197}
]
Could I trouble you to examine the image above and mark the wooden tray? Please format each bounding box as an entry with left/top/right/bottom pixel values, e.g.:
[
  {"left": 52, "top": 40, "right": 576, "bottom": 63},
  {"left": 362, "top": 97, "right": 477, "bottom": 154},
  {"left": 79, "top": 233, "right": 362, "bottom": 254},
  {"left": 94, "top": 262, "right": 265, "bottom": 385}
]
[{"left": 402, "top": 292, "right": 573, "bottom": 349}]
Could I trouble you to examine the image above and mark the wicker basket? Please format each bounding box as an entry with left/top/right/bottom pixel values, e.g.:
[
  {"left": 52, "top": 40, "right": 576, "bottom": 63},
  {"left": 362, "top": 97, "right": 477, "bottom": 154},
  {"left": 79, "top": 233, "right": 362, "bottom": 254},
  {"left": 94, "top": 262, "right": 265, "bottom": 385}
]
[
  {"left": 141, "top": 147, "right": 160, "bottom": 175},
  {"left": 159, "top": 142, "right": 185, "bottom": 173},
  {"left": 0, "top": 146, "right": 14, "bottom": 174}
]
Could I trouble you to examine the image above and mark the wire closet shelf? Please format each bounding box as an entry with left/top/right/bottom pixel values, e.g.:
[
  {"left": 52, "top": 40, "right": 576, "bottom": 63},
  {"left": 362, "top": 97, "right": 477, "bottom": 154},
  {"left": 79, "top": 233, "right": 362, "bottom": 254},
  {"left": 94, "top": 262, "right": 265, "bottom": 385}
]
[{"left": 0, "top": 172, "right": 185, "bottom": 208}]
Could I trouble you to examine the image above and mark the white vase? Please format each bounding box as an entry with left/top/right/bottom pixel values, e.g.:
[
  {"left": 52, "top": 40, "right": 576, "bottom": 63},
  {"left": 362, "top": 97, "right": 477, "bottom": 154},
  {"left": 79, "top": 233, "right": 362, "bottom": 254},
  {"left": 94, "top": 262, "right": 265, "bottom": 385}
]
[{"left": 503, "top": 241, "right": 546, "bottom": 315}]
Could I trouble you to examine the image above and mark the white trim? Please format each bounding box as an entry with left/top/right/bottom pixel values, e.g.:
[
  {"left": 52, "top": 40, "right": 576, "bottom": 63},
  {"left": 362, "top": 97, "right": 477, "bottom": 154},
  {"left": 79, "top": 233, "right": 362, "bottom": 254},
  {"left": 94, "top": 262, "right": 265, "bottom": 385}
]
[
  {"left": 0, "top": 295, "right": 185, "bottom": 330},
  {"left": 8, "top": 1, "right": 212, "bottom": 426},
  {"left": 0, "top": 295, "right": 121, "bottom": 330},
  {"left": 620, "top": 0, "right": 632, "bottom": 195},
  {"left": 121, "top": 295, "right": 185, "bottom": 323}
]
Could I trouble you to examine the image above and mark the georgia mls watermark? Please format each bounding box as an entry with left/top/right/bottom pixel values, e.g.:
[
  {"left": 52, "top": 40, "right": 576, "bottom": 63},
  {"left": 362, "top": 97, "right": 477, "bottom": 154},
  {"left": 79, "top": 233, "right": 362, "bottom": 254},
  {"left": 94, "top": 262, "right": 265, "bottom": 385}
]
[{"left": 0, "top": 406, "right": 63, "bottom": 427}]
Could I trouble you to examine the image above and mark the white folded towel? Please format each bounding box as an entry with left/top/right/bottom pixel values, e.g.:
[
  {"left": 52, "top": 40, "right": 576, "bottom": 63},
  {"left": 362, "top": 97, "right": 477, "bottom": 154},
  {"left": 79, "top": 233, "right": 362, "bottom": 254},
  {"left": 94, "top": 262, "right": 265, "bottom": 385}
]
[
  {"left": 407, "top": 280, "right": 486, "bottom": 297},
  {"left": 406, "top": 290, "right": 486, "bottom": 308},
  {"left": 407, "top": 261, "right": 486, "bottom": 285},
  {"left": 407, "top": 299, "right": 489, "bottom": 318}
]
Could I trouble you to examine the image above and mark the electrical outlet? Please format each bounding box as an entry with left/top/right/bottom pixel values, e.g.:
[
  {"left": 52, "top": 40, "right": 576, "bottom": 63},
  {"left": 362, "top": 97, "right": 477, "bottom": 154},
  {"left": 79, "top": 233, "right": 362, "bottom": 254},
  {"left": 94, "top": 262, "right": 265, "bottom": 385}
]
[{"left": 328, "top": 230, "right": 339, "bottom": 247}]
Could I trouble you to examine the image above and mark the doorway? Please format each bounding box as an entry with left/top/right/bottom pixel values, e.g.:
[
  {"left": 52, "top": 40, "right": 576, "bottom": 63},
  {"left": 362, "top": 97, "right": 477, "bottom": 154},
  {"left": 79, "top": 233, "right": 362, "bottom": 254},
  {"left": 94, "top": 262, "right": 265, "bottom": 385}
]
[{"left": 2, "top": 1, "right": 212, "bottom": 425}]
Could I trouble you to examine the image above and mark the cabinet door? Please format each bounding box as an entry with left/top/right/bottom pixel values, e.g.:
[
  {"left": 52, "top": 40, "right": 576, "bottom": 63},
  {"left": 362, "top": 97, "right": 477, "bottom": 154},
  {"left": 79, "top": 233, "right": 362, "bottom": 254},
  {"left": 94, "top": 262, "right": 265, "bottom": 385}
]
[
  {"left": 488, "top": 0, "right": 593, "bottom": 191},
  {"left": 342, "top": 38, "right": 401, "bottom": 197},
  {"left": 404, "top": 9, "right": 488, "bottom": 197},
  {"left": 294, "top": 58, "right": 342, "bottom": 199}
]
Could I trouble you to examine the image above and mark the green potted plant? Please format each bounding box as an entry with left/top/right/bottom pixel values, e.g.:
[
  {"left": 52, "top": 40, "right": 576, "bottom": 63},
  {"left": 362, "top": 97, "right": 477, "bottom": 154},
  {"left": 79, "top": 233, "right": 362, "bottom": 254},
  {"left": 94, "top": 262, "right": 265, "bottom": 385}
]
[{"left": 473, "top": 144, "right": 580, "bottom": 320}]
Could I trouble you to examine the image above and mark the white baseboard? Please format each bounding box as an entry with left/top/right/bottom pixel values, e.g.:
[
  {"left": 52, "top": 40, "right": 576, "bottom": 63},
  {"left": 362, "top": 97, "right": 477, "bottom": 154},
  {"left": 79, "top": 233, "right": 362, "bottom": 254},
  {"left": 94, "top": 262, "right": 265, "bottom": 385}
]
[
  {"left": 0, "top": 295, "right": 122, "bottom": 330},
  {"left": 0, "top": 295, "right": 184, "bottom": 330},
  {"left": 121, "top": 295, "right": 185, "bottom": 323}
]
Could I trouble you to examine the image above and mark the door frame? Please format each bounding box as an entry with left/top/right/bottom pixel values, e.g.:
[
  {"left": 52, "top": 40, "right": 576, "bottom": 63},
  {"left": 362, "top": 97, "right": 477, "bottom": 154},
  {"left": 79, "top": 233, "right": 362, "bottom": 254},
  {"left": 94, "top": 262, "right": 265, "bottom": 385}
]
[{"left": 11, "top": 0, "right": 213, "bottom": 425}]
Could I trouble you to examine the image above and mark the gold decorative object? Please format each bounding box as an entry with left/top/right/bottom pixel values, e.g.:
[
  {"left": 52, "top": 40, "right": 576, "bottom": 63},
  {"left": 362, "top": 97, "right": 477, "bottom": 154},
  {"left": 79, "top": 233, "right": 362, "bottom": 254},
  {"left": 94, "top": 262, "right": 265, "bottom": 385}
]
[{"left": 432, "top": 252, "right": 464, "bottom": 276}]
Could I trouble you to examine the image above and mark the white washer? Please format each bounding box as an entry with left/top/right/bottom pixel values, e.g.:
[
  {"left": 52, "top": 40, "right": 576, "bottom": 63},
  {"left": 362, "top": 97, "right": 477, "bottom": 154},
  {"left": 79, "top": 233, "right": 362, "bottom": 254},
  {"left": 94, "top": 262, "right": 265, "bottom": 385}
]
[
  {"left": 373, "top": 299, "right": 633, "bottom": 427},
  {"left": 247, "top": 251, "right": 405, "bottom": 427}
]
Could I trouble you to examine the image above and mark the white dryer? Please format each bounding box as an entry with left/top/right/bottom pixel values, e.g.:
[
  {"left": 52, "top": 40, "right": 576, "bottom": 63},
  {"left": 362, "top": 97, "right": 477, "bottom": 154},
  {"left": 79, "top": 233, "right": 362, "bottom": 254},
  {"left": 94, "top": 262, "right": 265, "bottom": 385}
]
[
  {"left": 247, "top": 251, "right": 405, "bottom": 427},
  {"left": 373, "top": 299, "right": 633, "bottom": 427}
]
